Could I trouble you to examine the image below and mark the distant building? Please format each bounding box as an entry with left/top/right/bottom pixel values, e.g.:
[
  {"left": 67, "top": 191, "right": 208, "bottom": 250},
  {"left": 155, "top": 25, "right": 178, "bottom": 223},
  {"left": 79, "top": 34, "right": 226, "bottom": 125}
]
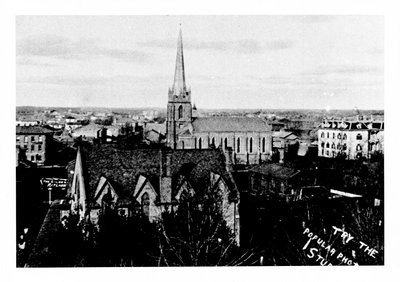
[
  {"left": 272, "top": 130, "right": 299, "bottom": 163},
  {"left": 318, "top": 120, "right": 384, "bottom": 159},
  {"left": 16, "top": 126, "right": 54, "bottom": 165},
  {"left": 16, "top": 120, "right": 40, "bottom": 127},
  {"left": 165, "top": 29, "right": 272, "bottom": 165},
  {"left": 71, "top": 123, "right": 104, "bottom": 140},
  {"left": 68, "top": 146, "right": 240, "bottom": 244}
]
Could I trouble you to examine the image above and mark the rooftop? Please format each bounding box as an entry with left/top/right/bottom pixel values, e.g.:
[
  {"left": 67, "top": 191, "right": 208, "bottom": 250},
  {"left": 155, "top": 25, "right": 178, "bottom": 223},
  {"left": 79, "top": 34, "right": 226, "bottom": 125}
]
[
  {"left": 250, "top": 163, "right": 300, "bottom": 180},
  {"left": 192, "top": 116, "right": 270, "bottom": 133},
  {"left": 16, "top": 126, "right": 54, "bottom": 135},
  {"left": 73, "top": 146, "right": 237, "bottom": 201}
]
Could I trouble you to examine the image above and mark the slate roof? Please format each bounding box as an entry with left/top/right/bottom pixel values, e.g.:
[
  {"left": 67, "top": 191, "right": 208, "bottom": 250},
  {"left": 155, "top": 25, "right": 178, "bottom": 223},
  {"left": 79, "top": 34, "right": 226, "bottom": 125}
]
[
  {"left": 192, "top": 117, "right": 270, "bottom": 133},
  {"left": 250, "top": 163, "right": 300, "bottom": 180},
  {"left": 320, "top": 121, "right": 375, "bottom": 130},
  {"left": 16, "top": 126, "right": 54, "bottom": 135},
  {"left": 80, "top": 145, "right": 237, "bottom": 201}
]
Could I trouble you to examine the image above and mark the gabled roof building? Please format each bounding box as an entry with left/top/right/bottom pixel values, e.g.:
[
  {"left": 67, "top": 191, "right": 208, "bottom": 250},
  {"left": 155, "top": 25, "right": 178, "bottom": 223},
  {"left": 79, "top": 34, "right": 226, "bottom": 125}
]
[
  {"left": 68, "top": 145, "right": 240, "bottom": 244},
  {"left": 165, "top": 29, "right": 272, "bottom": 165}
]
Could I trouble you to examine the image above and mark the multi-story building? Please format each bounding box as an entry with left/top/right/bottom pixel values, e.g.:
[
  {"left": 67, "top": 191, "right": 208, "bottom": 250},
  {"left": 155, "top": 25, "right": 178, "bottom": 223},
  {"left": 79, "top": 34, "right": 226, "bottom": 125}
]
[
  {"left": 318, "top": 120, "right": 384, "bottom": 159},
  {"left": 16, "top": 126, "right": 54, "bottom": 165}
]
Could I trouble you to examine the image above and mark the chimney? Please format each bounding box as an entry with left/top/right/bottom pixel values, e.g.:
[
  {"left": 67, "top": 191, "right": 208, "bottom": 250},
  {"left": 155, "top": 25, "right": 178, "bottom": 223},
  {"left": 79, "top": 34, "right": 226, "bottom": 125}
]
[{"left": 159, "top": 149, "right": 172, "bottom": 204}]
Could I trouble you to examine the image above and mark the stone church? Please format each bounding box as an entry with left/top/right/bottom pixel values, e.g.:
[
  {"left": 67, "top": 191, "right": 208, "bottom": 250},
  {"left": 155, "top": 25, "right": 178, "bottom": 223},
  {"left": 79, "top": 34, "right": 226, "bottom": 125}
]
[{"left": 166, "top": 29, "right": 273, "bottom": 165}]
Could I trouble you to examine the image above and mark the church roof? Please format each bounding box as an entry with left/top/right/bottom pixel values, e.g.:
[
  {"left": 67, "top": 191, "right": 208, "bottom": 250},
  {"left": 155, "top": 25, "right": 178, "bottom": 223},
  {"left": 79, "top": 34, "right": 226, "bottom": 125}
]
[
  {"left": 76, "top": 145, "right": 237, "bottom": 201},
  {"left": 192, "top": 117, "right": 270, "bottom": 133}
]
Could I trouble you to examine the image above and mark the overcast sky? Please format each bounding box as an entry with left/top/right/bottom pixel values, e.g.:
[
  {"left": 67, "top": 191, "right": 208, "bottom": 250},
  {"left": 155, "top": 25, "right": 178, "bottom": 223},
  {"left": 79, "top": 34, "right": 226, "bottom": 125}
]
[{"left": 16, "top": 15, "right": 384, "bottom": 110}]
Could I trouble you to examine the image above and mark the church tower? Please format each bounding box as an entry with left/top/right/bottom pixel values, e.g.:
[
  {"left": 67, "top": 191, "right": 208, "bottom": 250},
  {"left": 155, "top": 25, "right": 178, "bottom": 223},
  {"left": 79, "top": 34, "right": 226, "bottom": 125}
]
[{"left": 166, "top": 28, "right": 192, "bottom": 149}]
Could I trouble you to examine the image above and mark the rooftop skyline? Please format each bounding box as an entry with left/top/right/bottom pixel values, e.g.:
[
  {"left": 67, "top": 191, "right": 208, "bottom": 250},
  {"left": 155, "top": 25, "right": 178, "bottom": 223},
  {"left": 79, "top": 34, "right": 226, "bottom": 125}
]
[{"left": 16, "top": 16, "right": 384, "bottom": 110}]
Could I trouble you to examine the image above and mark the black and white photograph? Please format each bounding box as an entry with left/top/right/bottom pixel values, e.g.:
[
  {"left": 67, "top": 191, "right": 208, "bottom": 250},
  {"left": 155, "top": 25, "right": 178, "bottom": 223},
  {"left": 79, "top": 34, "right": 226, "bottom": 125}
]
[{"left": 13, "top": 13, "right": 386, "bottom": 269}]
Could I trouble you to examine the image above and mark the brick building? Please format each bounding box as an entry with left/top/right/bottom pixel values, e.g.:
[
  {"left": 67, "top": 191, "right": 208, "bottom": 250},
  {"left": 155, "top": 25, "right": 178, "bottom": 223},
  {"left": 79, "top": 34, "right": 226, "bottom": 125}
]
[{"left": 16, "top": 126, "right": 54, "bottom": 165}]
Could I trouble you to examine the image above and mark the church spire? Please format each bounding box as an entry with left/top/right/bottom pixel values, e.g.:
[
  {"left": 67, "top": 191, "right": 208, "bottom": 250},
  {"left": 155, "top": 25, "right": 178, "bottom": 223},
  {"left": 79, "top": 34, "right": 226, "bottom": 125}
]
[
  {"left": 172, "top": 27, "right": 187, "bottom": 96},
  {"left": 71, "top": 146, "right": 87, "bottom": 220}
]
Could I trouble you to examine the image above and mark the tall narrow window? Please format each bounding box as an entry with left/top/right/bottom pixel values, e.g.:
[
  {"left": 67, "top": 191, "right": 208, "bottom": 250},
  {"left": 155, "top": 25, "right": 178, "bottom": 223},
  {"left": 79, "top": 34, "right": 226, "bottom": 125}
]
[
  {"left": 327, "top": 132, "right": 329, "bottom": 138},
  {"left": 24, "top": 136, "right": 28, "bottom": 143},
  {"left": 337, "top": 133, "right": 341, "bottom": 139},
  {"left": 332, "top": 143, "right": 335, "bottom": 149},
  {"left": 224, "top": 138, "right": 228, "bottom": 149},
  {"left": 237, "top": 138, "right": 240, "bottom": 153},
  {"left": 333, "top": 133, "right": 335, "bottom": 139},
  {"left": 326, "top": 142, "right": 330, "bottom": 149},
  {"left": 249, "top": 137, "right": 253, "bottom": 153},
  {"left": 38, "top": 135, "right": 43, "bottom": 142},
  {"left": 198, "top": 138, "right": 202, "bottom": 149},
  {"left": 262, "top": 137, "right": 266, "bottom": 153},
  {"left": 141, "top": 192, "right": 150, "bottom": 217},
  {"left": 178, "top": 105, "right": 183, "bottom": 119},
  {"left": 211, "top": 137, "right": 215, "bottom": 146},
  {"left": 343, "top": 133, "right": 347, "bottom": 140},
  {"left": 181, "top": 141, "right": 184, "bottom": 149},
  {"left": 321, "top": 132, "right": 324, "bottom": 138}
]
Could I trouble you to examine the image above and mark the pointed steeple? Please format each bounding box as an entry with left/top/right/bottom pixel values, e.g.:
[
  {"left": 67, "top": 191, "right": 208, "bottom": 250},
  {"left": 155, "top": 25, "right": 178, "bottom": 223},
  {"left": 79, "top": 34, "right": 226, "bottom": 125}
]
[
  {"left": 71, "top": 146, "right": 87, "bottom": 220},
  {"left": 172, "top": 27, "right": 187, "bottom": 96}
]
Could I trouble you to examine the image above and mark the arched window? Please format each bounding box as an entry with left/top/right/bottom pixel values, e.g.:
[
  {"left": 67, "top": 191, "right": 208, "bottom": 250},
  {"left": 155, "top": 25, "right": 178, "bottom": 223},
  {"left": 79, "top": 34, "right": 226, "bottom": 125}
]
[
  {"left": 211, "top": 137, "right": 215, "bottom": 146},
  {"left": 198, "top": 138, "right": 202, "bottom": 149},
  {"left": 343, "top": 133, "right": 347, "bottom": 140},
  {"left": 321, "top": 132, "right": 325, "bottom": 138},
  {"left": 224, "top": 138, "right": 228, "bottom": 149},
  {"left": 237, "top": 138, "right": 240, "bottom": 153},
  {"left": 262, "top": 137, "right": 266, "bottom": 153},
  {"left": 343, "top": 144, "right": 347, "bottom": 150},
  {"left": 337, "top": 133, "right": 341, "bottom": 139},
  {"left": 356, "top": 133, "right": 362, "bottom": 140},
  {"left": 332, "top": 143, "right": 335, "bottom": 149},
  {"left": 326, "top": 142, "right": 330, "bottom": 148},
  {"left": 249, "top": 137, "right": 253, "bottom": 153},
  {"left": 178, "top": 105, "right": 183, "bottom": 119},
  {"left": 141, "top": 192, "right": 150, "bottom": 217},
  {"left": 356, "top": 144, "right": 362, "bottom": 151}
]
